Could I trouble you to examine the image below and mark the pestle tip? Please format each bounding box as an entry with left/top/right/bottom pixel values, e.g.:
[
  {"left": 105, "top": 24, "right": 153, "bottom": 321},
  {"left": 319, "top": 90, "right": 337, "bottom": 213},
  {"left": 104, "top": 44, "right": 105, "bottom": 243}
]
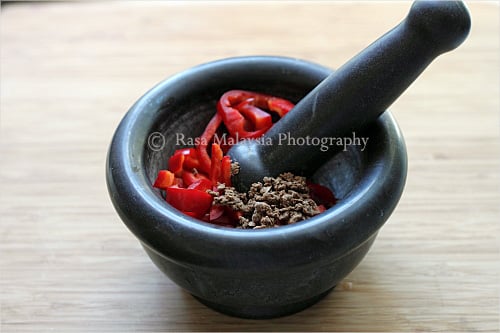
[{"left": 407, "top": 0, "right": 471, "bottom": 53}]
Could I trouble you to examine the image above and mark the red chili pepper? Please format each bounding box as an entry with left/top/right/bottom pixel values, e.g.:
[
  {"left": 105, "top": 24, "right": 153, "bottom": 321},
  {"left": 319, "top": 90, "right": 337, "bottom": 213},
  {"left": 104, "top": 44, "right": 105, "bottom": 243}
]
[
  {"left": 307, "top": 182, "right": 337, "bottom": 208},
  {"left": 209, "top": 214, "right": 236, "bottom": 227},
  {"left": 209, "top": 143, "right": 224, "bottom": 185},
  {"left": 187, "top": 178, "right": 213, "bottom": 191},
  {"left": 236, "top": 99, "right": 272, "bottom": 130},
  {"left": 179, "top": 148, "right": 201, "bottom": 170},
  {"left": 196, "top": 113, "right": 222, "bottom": 174},
  {"left": 173, "top": 148, "right": 195, "bottom": 156},
  {"left": 220, "top": 156, "right": 232, "bottom": 186},
  {"left": 267, "top": 97, "right": 295, "bottom": 117},
  {"left": 210, "top": 206, "right": 240, "bottom": 227},
  {"left": 217, "top": 90, "right": 295, "bottom": 139},
  {"left": 168, "top": 148, "right": 201, "bottom": 174},
  {"left": 209, "top": 205, "right": 225, "bottom": 221},
  {"left": 317, "top": 204, "right": 326, "bottom": 213},
  {"left": 223, "top": 206, "right": 243, "bottom": 224},
  {"left": 173, "top": 177, "right": 184, "bottom": 187},
  {"left": 153, "top": 170, "right": 175, "bottom": 189},
  {"left": 166, "top": 187, "right": 213, "bottom": 218},
  {"left": 182, "top": 170, "right": 209, "bottom": 187},
  {"left": 168, "top": 153, "right": 185, "bottom": 176}
]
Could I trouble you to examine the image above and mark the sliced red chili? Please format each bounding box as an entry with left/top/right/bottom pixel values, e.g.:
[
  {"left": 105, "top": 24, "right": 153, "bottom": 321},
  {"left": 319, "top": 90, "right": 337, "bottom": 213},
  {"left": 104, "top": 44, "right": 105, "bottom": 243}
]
[
  {"left": 173, "top": 177, "right": 184, "bottom": 187},
  {"left": 173, "top": 148, "right": 195, "bottom": 156},
  {"left": 220, "top": 155, "right": 232, "bottom": 186},
  {"left": 210, "top": 206, "right": 240, "bottom": 227},
  {"left": 236, "top": 99, "right": 272, "bottom": 130},
  {"left": 209, "top": 143, "right": 224, "bottom": 185},
  {"left": 217, "top": 90, "right": 295, "bottom": 140},
  {"left": 187, "top": 178, "right": 213, "bottom": 191},
  {"left": 153, "top": 170, "right": 175, "bottom": 189},
  {"left": 223, "top": 206, "right": 243, "bottom": 223},
  {"left": 166, "top": 187, "right": 213, "bottom": 218},
  {"left": 178, "top": 148, "right": 201, "bottom": 170},
  {"left": 217, "top": 92, "right": 267, "bottom": 139},
  {"left": 267, "top": 96, "right": 294, "bottom": 117},
  {"left": 216, "top": 125, "right": 233, "bottom": 154},
  {"left": 196, "top": 113, "right": 222, "bottom": 174},
  {"left": 182, "top": 211, "right": 198, "bottom": 218},
  {"left": 209, "top": 205, "right": 225, "bottom": 221},
  {"left": 168, "top": 153, "right": 185, "bottom": 176},
  {"left": 307, "top": 182, "right": 337, "bottom": 208},
  {"left": 209, "top": 214, "right": 236, "bottom": 227},
  {"left": 182, "top": 170, "right": 209, "bottom": 187},
  {"left": 317, "top": 204, "right": 326, "bottom": 213},
  {"left": 168, "top": 148, "right": 201, "bottom": 173}
]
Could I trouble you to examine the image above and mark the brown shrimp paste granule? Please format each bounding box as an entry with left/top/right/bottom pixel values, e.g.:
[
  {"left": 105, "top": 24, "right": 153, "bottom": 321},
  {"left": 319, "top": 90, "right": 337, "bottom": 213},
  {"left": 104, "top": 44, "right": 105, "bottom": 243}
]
[{"left": 210, "top": 172, "right": 321, "bottom": 229}]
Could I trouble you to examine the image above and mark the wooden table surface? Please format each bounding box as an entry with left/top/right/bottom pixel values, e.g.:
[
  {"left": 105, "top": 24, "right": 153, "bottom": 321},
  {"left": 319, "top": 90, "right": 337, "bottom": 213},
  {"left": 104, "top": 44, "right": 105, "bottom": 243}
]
[{"left": 1, "top": 1, "right": 499, "bottom": 332}]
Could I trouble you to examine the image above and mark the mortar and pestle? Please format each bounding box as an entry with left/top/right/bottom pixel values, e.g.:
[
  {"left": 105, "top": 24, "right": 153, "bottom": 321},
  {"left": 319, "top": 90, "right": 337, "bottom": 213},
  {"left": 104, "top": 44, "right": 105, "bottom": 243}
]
[{"left": 106, "top": 1, "right": 470, "bottom": 319}]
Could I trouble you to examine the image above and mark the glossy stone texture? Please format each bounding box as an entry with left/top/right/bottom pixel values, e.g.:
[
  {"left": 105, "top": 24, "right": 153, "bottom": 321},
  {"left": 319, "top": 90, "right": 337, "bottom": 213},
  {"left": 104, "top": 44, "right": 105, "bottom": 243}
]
[{"left": 106, "top": 56, "right": 407, "bottom": 319}]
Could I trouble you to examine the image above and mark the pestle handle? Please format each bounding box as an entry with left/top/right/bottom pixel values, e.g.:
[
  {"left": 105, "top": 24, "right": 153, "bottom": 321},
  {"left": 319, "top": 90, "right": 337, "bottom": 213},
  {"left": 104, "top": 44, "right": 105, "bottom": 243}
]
[{"left": 229, "top": 0, "right": 471, "bottom": 191}]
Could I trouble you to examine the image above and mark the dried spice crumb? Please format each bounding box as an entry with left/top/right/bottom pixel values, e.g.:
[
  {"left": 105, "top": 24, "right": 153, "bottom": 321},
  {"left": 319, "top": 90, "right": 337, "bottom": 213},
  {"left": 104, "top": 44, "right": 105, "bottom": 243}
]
[
  {"left": 211, "top": 171, "right": 322, "bottom": 229},
  {"left": 231, "top": 162, "right": 240, "bottom": 175},
  {"left": 212, "top": 186, "right": 249, "bottom": 213}
]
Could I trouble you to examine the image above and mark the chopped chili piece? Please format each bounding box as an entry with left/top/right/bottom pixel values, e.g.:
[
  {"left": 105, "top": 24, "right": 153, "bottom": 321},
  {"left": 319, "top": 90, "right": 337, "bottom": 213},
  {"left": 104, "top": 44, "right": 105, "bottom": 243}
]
[
  {"left": 217, "top": 90, "right": 293, "bottom": 139},
  {"left": 173, "top": 177, "right": 184, "bottom": 187},
  {"left": 196, "top": 113, "right": 222, "bottom": 174},
  {"left": 187, "top": 178, "right": 213, "bottom": 191},
  {"left": 153, "top": 170, "right": 175, "bottom": 189},
  {"left": 236, "top": 99, "right": 273, "bottom": 130},
  {"left": 267, "top": 96, "right": 295, "bottom": 117},
  {"left": 179, "top": 148, "right": 201, "bottom": 170},
  {"left": 209, "top": 205, "right": 225, "bottom": 221},
  {"left": 182, "top": 171, "right": 209, "bottom": 187},
  {"left": 317, "top": 204, "right": 327, "bottom": 213},
  {"left": 168, "top": 148, "right": 201, "bottom": 175},
  {"left": 219, "top": 156, "right": 232, "bottom": 186},
  {"left": 209, "top": 143, "right": 224, "bottom": 185},
  {"left": 168, "top": 153, "right": 185, "bottom": 176},
  {"left": 307, "top": 182, "right": 337, "bottom": 208},
  {"left": 166, "top": 187, "right": 213, "bottom": 219}
]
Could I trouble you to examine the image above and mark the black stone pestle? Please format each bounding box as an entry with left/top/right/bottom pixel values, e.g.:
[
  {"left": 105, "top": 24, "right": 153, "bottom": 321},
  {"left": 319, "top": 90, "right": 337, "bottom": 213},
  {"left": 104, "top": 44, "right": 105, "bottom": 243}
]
[{"left": 228, "top": 0, "right": 471, "bottom": 192}]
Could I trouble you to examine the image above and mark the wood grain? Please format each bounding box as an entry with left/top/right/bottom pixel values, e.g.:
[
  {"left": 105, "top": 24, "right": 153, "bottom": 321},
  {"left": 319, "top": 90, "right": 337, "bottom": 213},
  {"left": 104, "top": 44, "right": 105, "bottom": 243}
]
[{"left": 1, "top": 1, "right": 499, "bottom": 332}]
